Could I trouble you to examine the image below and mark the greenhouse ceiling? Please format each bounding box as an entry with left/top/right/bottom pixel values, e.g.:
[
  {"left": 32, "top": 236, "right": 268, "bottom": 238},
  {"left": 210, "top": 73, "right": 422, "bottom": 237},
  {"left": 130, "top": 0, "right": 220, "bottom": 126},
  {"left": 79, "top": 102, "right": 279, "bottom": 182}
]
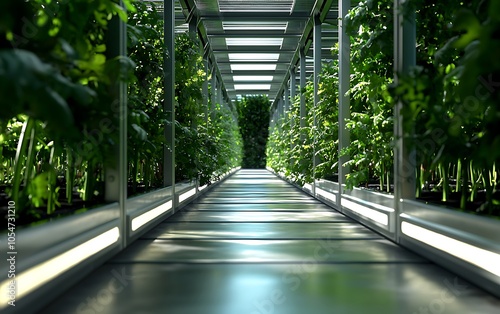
[{"left": 144, "top": 0, "right": 339, "bottom": 104}]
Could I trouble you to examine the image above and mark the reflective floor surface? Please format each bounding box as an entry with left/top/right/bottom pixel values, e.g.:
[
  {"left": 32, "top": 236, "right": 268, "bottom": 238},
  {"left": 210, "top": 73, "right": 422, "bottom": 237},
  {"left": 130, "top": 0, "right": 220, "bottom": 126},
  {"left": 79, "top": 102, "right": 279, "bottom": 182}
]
[{"left": 41, "top": 169, "right": 500, "bottom": 314}]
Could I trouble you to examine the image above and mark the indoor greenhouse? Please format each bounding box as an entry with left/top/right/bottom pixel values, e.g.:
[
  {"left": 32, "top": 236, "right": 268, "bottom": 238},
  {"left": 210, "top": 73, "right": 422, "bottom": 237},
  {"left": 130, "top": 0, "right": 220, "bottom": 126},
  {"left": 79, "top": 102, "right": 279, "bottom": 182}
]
[{"left": 0, "top": 0, "right": 499, "bottom": 313}]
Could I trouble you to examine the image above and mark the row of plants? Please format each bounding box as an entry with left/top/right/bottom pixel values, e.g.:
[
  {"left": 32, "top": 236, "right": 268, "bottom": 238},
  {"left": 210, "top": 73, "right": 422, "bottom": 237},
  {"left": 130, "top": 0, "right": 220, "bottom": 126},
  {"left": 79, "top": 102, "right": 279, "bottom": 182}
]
[
  {"left": 236, "top": 95, "right": 270, "bottom": 168},
  {"left": 0, "top": 0, "right": 242, "bottom": 229},
  {"left": 266, "top": 62, "right": 339, "bottom": 184},
  {"left": 266, "top": 0, "right": 499, "bottom": 217}
]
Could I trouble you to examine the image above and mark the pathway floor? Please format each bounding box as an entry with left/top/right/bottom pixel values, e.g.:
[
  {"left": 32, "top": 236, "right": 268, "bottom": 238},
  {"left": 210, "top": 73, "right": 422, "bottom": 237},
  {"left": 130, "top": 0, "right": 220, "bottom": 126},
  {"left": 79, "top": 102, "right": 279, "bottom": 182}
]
[{"left": 41, "top": 169, "right": 500, "bottom": 314}]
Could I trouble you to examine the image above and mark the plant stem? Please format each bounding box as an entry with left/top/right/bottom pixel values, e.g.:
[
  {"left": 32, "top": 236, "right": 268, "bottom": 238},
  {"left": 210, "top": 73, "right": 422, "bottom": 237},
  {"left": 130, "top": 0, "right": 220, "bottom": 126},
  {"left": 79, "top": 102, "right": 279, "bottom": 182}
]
[
  {"left": 83, "top": 160, "right": 94, "bottom": 202},
  {"left": 12, "top": 117, "right": 35, "bottom": 210},
  {"left": 455, "top": 158, "right": 461, "bottom": 193},
  {"left": 460, "top": 158, "right": 468, "bottom": 210},
  {"left": 66, "top": 147, "right": 75, "bottom": 204},
  {"left": 47, "top": 145, "right": 56, "bottom": 214}
]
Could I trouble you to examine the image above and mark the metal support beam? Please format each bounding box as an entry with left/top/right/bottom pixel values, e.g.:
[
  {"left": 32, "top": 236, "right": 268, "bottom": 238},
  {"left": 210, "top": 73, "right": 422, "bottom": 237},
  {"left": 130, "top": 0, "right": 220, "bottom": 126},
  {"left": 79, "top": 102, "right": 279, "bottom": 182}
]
[
  {"left": 290, "top": 69, "right": 296, "bottom": 100},
  {"left": 203, "top": 57, "right": 209, "bottom": 123},
  {"left": 211, "top": 67, "right": 216, "bottom": 121},
  {"left": 313, "top": 15, "right": 322, "bottom": 194},
  {"left": 104, "top": 1, "right": 127, "bottom": 248},
  {"left": 394, "top": 0, "right": 416, "bottom": 240},
  {"left": 300, "top": 48, "right": 306, "bottom": 135},
  {"left": 338, "top": 0, "right": 350, "bottom": 206},
  {"left": 164, "top": 0, "right": 175, "bottom": 197},
  {"left": 284, "top": 83, "right": 290, "bottom": 113}
]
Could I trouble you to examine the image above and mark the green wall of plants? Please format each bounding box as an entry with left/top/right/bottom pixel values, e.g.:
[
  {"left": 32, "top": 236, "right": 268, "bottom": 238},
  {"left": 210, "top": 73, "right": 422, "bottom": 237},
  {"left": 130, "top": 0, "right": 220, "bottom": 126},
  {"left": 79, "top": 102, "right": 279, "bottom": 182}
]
[
  {"left": 0, "top": 0, "right": 242, "bottom": 228},
  {"left": 237, "top": 95, "right": 270, "bottom": 168},
  {"left": 266, "top": 0, "right": 500, "bottom": 217}
]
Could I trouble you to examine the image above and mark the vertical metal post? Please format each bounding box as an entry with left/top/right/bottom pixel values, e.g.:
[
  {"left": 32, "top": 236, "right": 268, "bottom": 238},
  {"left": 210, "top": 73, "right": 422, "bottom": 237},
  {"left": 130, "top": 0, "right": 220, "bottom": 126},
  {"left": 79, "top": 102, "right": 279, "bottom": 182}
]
[
  {"left": 300, "top": 49, "right": 306, "bottom": 136},
  {"left": 338, "top": 0, "right": 351, "bottom": 207},
  {"left": 313, "top": 15, "right": 322, "bottom": 195},
  {"left": 394, "top": 0, "right": 416, "bottom": 240},
  {"left": 290, "top": 69, "right": 296, "bottom": 161},
  {"left": 211, "top": 67, "right": 216, "bottom": 121},
  {"left": 218, "top": 82, "right": 223, "bottom": 107},
  {"left": 104, "top": 1, "right": 127, "bottom": 248},
  {"left": 164, "top": 0, "right": 175, "bottom": 202},
  {"left": 203, "top": 56, "right": 209, "bottom": 124},
  {"left": 284, "top": 83, "right": 290, "bottom": 114}
]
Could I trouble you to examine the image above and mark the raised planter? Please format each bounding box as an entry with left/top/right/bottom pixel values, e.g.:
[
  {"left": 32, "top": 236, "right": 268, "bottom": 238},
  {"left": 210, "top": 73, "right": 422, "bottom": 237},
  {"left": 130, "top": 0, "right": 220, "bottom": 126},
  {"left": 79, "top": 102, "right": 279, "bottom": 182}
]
[
  {"left": 0, "top": 167, "right": 239, "bottom": 314},
  {"left": 268, "top": 172, "right": 500, "bottom": 298},
  {"left": 400, "top": 199, "right": 500, "bottom": 298},
  {"left": 340, "top": 186, "right": 395, "bottom": 240}
]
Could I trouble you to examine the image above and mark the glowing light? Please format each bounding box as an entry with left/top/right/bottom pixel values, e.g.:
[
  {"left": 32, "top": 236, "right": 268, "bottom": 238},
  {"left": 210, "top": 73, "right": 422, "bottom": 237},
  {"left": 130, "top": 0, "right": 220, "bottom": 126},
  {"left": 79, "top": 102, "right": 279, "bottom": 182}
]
[
  {"left": 341, "top": 198, "right": 389, "bottom": 226},
  {"left": 179, "top": 188, "right": 197, "bottom": 203},
  {"left": 402, "top": 222, "right": 500, "bottom": 278},
  {"left": 131, "top": 200, "right": 172, "bottom": 231},
  {"left": 0, "top": 227, "right": 119, "bottom": 307}
]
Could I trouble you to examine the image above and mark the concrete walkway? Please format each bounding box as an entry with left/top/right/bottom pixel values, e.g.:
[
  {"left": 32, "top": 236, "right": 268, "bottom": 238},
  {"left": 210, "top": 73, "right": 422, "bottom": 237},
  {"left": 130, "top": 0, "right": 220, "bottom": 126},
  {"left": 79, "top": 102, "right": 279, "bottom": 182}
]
[{"left": 41, "top": 169, "right": 500, "bottom": 314}]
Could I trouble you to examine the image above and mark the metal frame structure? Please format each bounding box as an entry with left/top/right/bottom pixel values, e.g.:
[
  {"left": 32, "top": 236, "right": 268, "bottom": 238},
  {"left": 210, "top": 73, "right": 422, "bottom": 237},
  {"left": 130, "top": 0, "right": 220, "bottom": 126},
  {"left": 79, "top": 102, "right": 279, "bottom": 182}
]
[{"left": 1, "top": 1, "right": 499, "bottom": 313}]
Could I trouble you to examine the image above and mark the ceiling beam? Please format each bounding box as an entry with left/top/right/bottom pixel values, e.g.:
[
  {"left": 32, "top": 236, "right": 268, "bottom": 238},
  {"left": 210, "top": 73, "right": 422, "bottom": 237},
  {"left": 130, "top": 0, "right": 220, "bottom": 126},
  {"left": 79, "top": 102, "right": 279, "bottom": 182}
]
[
  {"left": 199, "top": 12, "right": 310, "bottom": 21},
  {"left": 212, "top": 47, "right": 297, "bottom": 53},
  {"left": 208, "top": 32, "right": 302, "bottom": 38}
]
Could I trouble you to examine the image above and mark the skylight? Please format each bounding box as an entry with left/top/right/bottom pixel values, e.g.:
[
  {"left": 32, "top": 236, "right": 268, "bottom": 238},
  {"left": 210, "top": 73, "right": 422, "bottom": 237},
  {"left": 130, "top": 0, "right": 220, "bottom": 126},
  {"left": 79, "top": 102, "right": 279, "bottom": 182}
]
[
  {"left": 226, "top": 38, "right": 284, "bottom": 47},
  {"left": 234, "top": 84, "right": 272, "bottom": 90},
  {"left": 228, "top": 53, "right": 280, "bottom": 62},
  {"left": 230, "top": 64, "right": 277, "bottom": 71},
  {"left": 222, "top": 21, "right": 288, "bottom": 31},
  {"left": 233, "top": 76, "right": 274, "bottom": 82},
  {"left": 218, "top": 0, "right": 295, "bottom": 12}
]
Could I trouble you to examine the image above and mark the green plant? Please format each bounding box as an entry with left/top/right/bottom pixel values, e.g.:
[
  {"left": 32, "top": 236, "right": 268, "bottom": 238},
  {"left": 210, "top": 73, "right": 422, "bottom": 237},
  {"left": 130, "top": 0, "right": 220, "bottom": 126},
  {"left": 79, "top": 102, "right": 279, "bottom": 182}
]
[{"left": 238, "top": 96, "right": 271, "bottom": 168}]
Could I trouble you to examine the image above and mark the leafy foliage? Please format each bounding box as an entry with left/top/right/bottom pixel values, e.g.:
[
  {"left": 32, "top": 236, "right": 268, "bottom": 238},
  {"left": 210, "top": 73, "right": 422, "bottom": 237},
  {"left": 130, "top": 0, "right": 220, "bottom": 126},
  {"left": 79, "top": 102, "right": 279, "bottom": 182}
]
[{"left": 238, "top": 96, "right": 271, "bottom": 168}]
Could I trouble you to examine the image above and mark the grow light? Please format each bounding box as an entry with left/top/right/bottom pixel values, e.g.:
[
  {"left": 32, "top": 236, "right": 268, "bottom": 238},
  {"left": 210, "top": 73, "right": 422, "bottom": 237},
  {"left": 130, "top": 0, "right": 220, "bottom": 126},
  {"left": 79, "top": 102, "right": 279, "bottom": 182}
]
[
  {"left": 341, "top": 198, "right": 389, "bottom": 226},
  {"left": 226, "top": 38, "right": 284, "bottom": 46},
  {"left": 401, "top": 222, "right": 500, "bottom": 278},
  {"left": 222, "top": 21, "right": 288, "bottom": 31},
  {"left": 179, "top": 188, "right": 196, "bottom": 203},
  {"left": 234, "top": 84, "right": 271, "bottom": 90},
  {"left": 0, "top": 227, "right": 119, "bottom": 307},
  {"left": 228, "top": 53, "right": 280, "bottom": 62},
  {"left": 231, "top": 64, "right": 277, "bottom": 71},
  {"left": 218, "top": 0, "right": 294, "bottom": 12},
  {"left": 131, "top": 200, "right": 173, "bottom": 232},
  {"left": 233, "top": 76, "right": 273, "bottom": 82},
  {"left": 316, "top": 187, "right": 337, "bottom": 203},
  {"left": 303, "top": 183, "right": 313, "bottom": 192}
]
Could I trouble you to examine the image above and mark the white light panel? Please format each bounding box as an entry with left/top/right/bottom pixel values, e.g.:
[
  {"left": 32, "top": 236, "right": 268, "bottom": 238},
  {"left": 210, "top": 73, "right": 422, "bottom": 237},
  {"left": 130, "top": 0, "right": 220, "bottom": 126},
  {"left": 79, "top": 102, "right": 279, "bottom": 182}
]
[
  {"left": 233, "top": 76, "right": 273, "bottom": 82},
  {"left": 131, "top": 200, "right": 173, "bottom": 232},
  {"left": 234, "top": 84, "right": 271, "bottom": 90},
  {"left": 402, "top": 222, "right": 500, "bottom": 278},
  {"left": 226, "top": 38, "right": 284, "bottom": 46},
  {"left": 231, "top": 64, "right": 277, "bottom": 71},
  {"left": 222, "top": 21, "right": 288, "bottom": 31},
  {"left": 0, "top": 227, "right": 119, "bottom": 307},
  {"left": 228, "top": 53, "right": 280, "bottom": 62}
]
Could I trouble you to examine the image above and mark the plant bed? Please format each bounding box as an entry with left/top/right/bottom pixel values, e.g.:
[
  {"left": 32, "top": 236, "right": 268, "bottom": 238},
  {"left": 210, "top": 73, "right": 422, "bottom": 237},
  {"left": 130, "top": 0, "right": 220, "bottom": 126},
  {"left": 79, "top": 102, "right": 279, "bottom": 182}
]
[{"left": 0, "top": 185, "right": 110, "bottom": 231}]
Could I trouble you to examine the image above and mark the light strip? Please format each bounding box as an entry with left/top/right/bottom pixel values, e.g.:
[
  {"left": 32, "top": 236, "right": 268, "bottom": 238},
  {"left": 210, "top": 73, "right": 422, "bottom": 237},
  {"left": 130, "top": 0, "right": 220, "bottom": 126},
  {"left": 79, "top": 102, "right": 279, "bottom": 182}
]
[
  {"left": 0, "top": 227, "right": 119, "bottom": 308},
  {"left": 228, "top": 53, "right": 280, "bottom": 62},
  {"left": 233, "top": 75, "right": 273, "bottom": 82},
  {"left": 226, "top": 38, "right": 283, "bottom": 46},
  {"left": 341, "top": 198, "right": 389, "bottom": 226},
  {"left": 234, "top": 84, "right": 271, "bottom": 90},
  {"left": 401, "top": 222, "right": 500, "bottom": 277},
  {"left": 303, "top": 183, "right": 313, "bottom": 192},
  {"left": 316, "top": 187, "right": 337, "bottom": 203},
  {"left": 179, "top": 188, "right": 196, "bottom": 203},
  {"left": 199, "top": 184, "right": 208, "bottom": 191},
  {"left": 222, "top": 22, "right": 288, "bottom": 31},
  {"left": 231, "top": 64, "right": 277, "bottom": 71},
  {"left": 131, "top": 200, "right": 172, "bottom": 231}
]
